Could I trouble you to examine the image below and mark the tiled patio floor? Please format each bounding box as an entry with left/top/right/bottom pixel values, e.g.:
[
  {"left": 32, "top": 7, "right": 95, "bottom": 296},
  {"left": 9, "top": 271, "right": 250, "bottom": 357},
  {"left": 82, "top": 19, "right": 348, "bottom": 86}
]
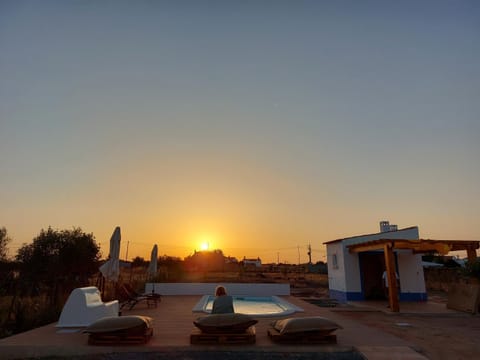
[{"left": 0, "top": 295, "right": 440, "bottom": 359}]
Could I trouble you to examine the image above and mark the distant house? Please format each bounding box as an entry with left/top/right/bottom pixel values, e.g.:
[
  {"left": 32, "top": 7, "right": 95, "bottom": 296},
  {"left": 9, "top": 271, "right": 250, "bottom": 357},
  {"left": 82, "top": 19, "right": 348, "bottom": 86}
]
[
  {"left": 324, "top": 221, "right": 425, "bottom": 303},
  {"left": 225, "top": 256, "right": 239, "bottom": 264},
  {"left": 242, "top": 257, "right": 262, "bottom": 270}
]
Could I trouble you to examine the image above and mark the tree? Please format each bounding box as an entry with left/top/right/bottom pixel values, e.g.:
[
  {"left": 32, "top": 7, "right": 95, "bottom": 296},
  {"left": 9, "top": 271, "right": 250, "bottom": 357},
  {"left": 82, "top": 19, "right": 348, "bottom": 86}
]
[
  {"left": 16, "top": 227, "right": 101, "bottom": 298},
  {"left": 131, "top": 256, "right": 148, "bottom": 268},
  {"left": 184, "top": 249, "right": 226, "bottom": 272},
  {"left": 0, "top": 226, "right": 12, "bottom": 261}
]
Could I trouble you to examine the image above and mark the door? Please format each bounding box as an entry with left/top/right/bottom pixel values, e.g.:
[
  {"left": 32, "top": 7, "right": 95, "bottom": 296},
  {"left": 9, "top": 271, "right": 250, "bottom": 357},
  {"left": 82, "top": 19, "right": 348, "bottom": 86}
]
[{"left": 359, "top": 252, "right": 386, "bottom": 300}]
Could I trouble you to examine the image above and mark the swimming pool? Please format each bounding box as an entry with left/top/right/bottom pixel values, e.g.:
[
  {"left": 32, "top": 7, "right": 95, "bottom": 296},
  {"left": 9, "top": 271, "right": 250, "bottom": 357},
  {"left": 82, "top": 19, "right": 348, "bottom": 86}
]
[{"left": 193, "top": 295, "right": 303, "bottom": 317}]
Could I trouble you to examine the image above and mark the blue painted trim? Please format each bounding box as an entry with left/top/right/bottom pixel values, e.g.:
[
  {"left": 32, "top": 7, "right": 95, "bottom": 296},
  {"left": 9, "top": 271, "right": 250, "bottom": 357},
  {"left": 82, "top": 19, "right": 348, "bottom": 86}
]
[
  {"left": 346, "top": 292, "right": 364, "bottom": 301},
  {"left": 330, "top": 289, "right": 428, "bottom": 302},
  {"left": 329, "top": 289, "right": 347, "bottom": 303},
  {"left": 329, "top": 289, "right": 364, "bottom": 302}
]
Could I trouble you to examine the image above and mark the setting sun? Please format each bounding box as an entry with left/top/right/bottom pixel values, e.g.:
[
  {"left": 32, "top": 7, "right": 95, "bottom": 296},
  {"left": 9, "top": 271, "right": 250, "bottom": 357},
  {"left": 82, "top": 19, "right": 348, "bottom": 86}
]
[{"left": 197, "top": 233, "right": 215, "bottom": 252}]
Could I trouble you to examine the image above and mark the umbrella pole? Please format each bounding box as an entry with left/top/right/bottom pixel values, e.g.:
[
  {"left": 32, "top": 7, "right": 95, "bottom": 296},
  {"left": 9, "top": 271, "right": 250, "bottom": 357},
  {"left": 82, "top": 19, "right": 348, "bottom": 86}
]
[{"left": 100, "top": 276, "right": 105, "bottom": 298}]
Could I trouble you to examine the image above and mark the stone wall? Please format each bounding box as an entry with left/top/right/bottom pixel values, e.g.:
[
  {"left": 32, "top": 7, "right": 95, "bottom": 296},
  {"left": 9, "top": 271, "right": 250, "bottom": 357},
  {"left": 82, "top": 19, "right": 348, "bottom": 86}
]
[{"left": 424, "top": 268, "right": 464, "bottom": 292}]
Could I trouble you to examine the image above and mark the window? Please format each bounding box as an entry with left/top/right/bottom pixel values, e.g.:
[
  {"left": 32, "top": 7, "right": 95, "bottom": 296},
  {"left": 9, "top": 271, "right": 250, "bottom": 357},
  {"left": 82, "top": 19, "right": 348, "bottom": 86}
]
[{"left": 332, "top": 254, "right": 338, "bottom": 269}]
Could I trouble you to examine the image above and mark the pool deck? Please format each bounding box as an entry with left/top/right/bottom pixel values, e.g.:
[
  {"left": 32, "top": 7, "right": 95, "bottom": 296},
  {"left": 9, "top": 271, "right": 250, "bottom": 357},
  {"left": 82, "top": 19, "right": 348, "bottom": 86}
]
[{"left": 0, "top": 295, "right": 439, "bottom": 359}]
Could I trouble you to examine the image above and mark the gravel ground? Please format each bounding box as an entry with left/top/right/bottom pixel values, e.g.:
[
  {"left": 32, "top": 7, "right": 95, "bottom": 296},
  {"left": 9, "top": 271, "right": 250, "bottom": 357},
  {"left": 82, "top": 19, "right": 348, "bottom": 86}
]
[
  {"left": 25, "top": 350, "right": 363, "bottom": 360},
  {"left": 334, "top": 310, "right": 480, "bottom": 360}
]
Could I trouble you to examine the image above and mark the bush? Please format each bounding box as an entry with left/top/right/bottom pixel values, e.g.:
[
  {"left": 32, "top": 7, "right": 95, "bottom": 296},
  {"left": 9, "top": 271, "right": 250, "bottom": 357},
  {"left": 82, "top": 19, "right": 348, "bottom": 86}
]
[
  {"left": 464, "top": 259, "right": 480, "bottom": 280},
  {"left": 0, "top": 294, "right": 62, "bottom": 338},
  {"left": 16, "top": 227, "right": 100, "bottom": 301}
]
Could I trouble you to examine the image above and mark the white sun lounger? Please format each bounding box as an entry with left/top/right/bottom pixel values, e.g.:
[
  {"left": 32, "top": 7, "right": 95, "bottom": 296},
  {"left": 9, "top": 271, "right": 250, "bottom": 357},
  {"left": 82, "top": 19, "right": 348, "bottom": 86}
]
[{"left": 56, "top": 286, "right": 119, "bottom": 328}]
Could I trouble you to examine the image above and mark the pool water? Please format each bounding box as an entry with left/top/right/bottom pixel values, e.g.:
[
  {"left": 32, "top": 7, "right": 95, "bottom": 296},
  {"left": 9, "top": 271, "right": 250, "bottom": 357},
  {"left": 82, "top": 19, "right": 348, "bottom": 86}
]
[{"left": 193, "top": 295, "right": 303, "bottom": 317}]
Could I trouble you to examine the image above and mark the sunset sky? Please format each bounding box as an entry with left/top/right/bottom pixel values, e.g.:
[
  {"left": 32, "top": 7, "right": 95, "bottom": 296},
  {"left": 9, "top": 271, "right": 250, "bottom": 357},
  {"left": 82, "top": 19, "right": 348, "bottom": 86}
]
[{"left": 1, "top": 1, "right": 479, "bottom": 264}]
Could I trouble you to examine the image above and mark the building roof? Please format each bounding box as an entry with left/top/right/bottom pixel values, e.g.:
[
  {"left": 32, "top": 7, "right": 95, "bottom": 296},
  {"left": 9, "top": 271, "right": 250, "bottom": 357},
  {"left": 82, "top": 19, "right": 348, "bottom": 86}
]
[
  {"left": 323, "top": 226, "right": 419, "bottom": 245},
  {"left": 347, "top": 238, "right": 479, "bottom": 255}
]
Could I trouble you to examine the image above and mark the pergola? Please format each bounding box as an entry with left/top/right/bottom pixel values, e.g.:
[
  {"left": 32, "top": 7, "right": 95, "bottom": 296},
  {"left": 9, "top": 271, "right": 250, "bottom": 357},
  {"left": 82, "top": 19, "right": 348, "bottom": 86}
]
[{"left": 347, "top": 239, "right": 480, "bottom": 312}]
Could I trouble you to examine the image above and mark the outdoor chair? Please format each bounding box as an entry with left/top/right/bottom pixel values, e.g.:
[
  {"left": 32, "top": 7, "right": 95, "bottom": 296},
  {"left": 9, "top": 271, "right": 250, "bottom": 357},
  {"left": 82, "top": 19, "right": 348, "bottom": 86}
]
[
  {"left": 57, "top": 286, "right": 119, "bottom": 328},
  {"left": 116, "top": 284, "right": 161, "bottom": 311}
]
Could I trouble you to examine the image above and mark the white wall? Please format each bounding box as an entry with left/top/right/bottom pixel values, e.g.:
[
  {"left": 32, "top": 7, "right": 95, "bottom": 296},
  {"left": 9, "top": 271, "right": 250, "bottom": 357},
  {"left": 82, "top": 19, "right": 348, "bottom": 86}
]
[
  {"left": 344, "top": 249, "right": 362, "bottom": 293},
  {"left": 146, "top": 283, "right": 290, "bottom": 296},
  {"left": 326, "top": 242, "right": 347, "bottom": 292},
  {"left": 397, "top": 252, "right": 426, "bottom": 293}
]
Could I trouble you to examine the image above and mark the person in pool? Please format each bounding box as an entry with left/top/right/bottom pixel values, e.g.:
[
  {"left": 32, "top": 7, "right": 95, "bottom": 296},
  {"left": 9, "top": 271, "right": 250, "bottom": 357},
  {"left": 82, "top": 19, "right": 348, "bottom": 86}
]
[{"left": 211, "top": 285, "right": 234, "bottom": 314}]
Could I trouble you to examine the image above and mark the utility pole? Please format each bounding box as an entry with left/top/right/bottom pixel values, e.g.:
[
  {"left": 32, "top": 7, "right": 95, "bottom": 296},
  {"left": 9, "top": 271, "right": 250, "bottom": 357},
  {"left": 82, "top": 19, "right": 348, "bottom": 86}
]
[
  {"left": 125, "top": 240, "right": 129, "bottom": 261},
  {"left": 307, "top": 243, "right": 312, "bottom": 264}
]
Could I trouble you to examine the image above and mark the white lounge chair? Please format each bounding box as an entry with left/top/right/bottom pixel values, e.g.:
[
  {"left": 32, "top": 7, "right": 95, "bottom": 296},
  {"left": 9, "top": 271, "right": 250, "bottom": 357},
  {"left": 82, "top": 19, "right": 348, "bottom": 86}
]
[{"left": 56, "top": 286, "right": 119, "bottom": 328}]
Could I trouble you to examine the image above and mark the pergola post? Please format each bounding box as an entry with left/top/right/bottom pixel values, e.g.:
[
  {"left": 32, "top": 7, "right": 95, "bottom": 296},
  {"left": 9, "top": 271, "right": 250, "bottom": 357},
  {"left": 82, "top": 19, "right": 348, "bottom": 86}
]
[{"left": 384, "top": 242, "right": 399, "bottom": 312}]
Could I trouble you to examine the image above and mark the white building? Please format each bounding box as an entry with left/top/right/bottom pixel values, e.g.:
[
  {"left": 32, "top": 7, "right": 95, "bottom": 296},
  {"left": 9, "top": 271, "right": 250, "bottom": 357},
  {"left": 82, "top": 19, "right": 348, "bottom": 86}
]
[
  {"left": 242, "top": 257, "right": 262, "bottom": 268},
  {"left": 324, "top": 221, "right": 427, "bottom": 303}
]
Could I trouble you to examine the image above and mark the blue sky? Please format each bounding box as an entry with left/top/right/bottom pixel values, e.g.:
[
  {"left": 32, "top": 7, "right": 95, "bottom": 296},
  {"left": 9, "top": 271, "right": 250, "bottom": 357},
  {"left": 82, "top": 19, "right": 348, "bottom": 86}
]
[{"left": 1, "top": 1, "right": 479, "bottom": 263}]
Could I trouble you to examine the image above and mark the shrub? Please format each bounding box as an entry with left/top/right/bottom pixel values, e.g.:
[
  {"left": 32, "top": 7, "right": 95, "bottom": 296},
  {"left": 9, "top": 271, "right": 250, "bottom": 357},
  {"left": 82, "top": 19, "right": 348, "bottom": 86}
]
[{"left": 463, "top": 259, "right": 480, "bottom": 280}]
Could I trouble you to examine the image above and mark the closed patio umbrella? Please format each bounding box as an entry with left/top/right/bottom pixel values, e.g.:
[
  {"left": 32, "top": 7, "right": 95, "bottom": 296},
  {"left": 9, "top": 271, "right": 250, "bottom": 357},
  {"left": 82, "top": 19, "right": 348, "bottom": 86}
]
[
  {"left": 147, "top": 244, "right": 158, "bottom": 279},
  {"left": 99, "top": 226, "right": 121, "bottom": 282}
]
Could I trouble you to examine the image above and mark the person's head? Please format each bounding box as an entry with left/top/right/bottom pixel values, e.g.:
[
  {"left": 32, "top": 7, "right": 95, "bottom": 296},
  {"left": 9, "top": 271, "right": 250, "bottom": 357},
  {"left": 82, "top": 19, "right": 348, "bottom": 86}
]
[{"left": 215, "top": 285, "right": 227, "bottom": 296}]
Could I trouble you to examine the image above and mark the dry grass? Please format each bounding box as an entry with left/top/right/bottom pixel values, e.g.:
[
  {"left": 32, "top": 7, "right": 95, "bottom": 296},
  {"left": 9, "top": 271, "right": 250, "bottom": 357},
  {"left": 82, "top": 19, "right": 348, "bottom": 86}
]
[{"left": 0, "top": 294, "right": 63, "bottom": 338}]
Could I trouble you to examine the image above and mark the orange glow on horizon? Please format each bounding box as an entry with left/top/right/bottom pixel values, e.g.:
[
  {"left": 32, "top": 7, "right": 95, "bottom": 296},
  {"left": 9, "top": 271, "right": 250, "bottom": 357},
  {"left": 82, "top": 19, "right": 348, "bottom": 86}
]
[{"left": 197, "top": 233, "right": 215, "bottom": 252}]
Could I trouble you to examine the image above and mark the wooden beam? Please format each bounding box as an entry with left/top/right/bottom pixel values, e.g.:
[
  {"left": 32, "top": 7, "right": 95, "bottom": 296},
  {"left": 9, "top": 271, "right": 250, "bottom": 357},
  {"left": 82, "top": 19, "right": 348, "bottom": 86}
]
[
  {"left": 348, "top": 239, "right": 479, "bottom": 254},
  {"left": 451, "top": 244, "right": 480, "bottom": 252},
  {"left": 348, "top": 243, "right": 385, "bottom": 253},
  {"left": 384, "top": 243, "right": 399, "bottom": 312},
  {"left": 392, "top": 240, "right": 451, "bottom": 254}
]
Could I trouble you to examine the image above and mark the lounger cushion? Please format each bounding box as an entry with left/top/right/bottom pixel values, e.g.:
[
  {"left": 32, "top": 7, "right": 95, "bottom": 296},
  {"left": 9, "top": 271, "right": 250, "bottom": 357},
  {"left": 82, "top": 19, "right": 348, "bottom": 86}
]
[
  {"left": 84, "top": 315, "right": 153, "bottom": 334},
  {"left": 194, "top": 313, "right": 258, "bottom": 333},
  {"left": 271, "top": 316, "right": 342, "bottom": 335}
]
